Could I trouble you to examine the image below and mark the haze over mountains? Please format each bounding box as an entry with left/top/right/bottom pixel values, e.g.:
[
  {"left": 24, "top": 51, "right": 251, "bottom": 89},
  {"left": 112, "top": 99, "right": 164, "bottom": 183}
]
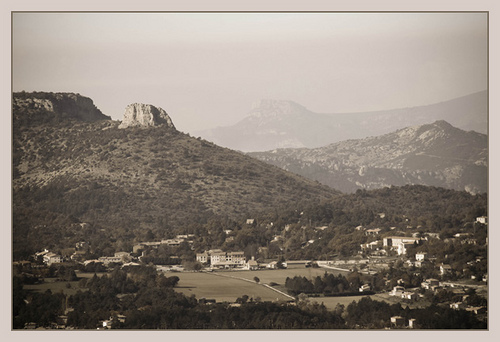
[
  {"left": 249, "top": 120, "right": 487, "bottom": 194},
  {"left": 195, "top": 91, "right": 487, "bottom": 152}
]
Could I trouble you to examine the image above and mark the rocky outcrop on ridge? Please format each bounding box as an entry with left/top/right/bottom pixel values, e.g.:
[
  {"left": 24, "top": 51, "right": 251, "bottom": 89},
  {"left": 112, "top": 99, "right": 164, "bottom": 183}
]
[
  {"left": 119, "top": 103, "right": 176, "bottom": 129},
  {"left": 13, "top": 92, "right": 111, "bottom": 127}
]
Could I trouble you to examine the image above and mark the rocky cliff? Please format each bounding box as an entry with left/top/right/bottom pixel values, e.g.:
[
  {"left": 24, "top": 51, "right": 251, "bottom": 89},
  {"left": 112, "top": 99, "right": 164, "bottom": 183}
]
[
  {"left": 13, "top": 92, "right": 111, "bottom": 127},
  {"left": 118, "top": 103, "right": 176, "bottom": 129}
]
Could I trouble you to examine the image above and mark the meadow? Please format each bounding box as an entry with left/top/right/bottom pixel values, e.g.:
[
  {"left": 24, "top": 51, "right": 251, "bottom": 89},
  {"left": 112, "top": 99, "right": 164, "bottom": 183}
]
[{"left": 169, "top": 263, "right": 368, "bottom": 309}]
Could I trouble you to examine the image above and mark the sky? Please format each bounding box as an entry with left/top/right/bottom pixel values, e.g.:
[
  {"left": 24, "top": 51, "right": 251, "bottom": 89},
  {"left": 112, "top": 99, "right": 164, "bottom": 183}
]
[{"left": 12, "top": 12, "right": 487, "bottom": 133}]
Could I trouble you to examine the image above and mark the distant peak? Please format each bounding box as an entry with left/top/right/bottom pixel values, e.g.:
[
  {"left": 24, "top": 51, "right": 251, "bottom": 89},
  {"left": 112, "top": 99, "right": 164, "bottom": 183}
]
[
  {"left": 432, "top": 120, "right": 453, "bottom": 129},
  {"left": 251, "top": 99, "right": 305, "bottom": 110}
]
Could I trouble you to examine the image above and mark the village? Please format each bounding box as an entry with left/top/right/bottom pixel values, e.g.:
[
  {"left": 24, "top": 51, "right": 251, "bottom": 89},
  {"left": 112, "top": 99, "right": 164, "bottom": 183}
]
[{"left": 14, "top": 213, "right": 488, "bottom": 329}]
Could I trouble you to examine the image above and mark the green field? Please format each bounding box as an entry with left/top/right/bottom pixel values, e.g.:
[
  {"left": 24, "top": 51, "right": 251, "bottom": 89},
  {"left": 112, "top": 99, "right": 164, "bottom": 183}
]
[
  {"left": 172, "top": 272, "right": 291, "bottom": 302},
  {"left": 169, "top": 264, "right": 358, "bottom": 308},
  {"left": 23, "top": 278, "right": 85, "bottom": 296}
]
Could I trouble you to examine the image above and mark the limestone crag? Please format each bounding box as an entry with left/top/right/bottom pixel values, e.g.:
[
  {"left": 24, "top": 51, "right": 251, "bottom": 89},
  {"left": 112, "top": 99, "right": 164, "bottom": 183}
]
[
  {"left": 13, "top": 92, "right": 111, "bottom": 126},
  {"left": 119, "top": 103, "right": 176, "bottom": 129}
]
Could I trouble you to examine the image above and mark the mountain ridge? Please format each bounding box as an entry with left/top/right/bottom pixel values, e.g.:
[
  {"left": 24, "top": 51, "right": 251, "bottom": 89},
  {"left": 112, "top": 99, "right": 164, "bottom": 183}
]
[{"left": 248, "top": 120, "right": 487, "bottom": 194}]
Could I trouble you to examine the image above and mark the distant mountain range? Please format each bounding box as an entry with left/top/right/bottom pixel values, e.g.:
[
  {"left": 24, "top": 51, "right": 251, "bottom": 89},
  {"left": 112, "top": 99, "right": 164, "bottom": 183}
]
[
  {"left": 249, "top": 120, "right": 487, "bottom": 194},
  {"left": 195, "top": 91, "right": 487, "bottom": 152}
]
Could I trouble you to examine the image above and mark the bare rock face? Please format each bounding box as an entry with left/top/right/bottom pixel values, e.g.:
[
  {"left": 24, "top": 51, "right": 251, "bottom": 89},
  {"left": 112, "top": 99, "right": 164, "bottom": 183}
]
[
  {"left": 119, "top": 103, "right": 175, "bottom": 129},
  {"left": 13, "top": 92, "right": 111, "bottom": 126}
]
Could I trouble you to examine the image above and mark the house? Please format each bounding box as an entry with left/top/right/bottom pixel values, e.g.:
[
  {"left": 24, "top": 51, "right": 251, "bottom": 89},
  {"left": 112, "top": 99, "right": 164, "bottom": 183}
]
[
  {"left": 161, "top": 238, "right": 184, "bottom": 247},
  {"left": 267, "top": 261, "right": 278, "bottom": 269},
  {"left": 359, "top": 284, "right": 371, "bottom": 292},
  {"left": 401, "top": 292, "right": 418, "bottom": 301},
  {"left": 210, "top": 251, "right": 245, "bottom": 267},
  {"left": 450, "top": 302, "right": 467, "bottom": 310},
  {"left": 133, "top": 241, "right": 161, "bottom": 253},
  {"left": 43, "top": 252, "right": 62, "bottom": 266},
  {"left": 475, "top": 216, "right": 487, "bottom": 224},
  {"left": 245, "top": 257, "right": 259, "bottom": 270},
  {"left": 408, "top": 318, "right": 417, "bottom": 329},
  {"left": 266, "top": 260, "right": 287, "bottom": 269},
  {"left": 421, "top": 278, "right": 440, "bottom": 289},
  {"left": 365, "top": 228, "right": 381, "bottom": 236},
  {"left": 176, "top": 234, "right": 194, "bottom": 240},
  {"left": 196, "top": 251, "right": 210, "bottom": 264},
  {"left": 75, "top": 241, "right": 89, "bottom": 250},
  {"left": 383, "top": 236, "right": 422, "bottom": 246},
  {"left": 35, "top": 249, "right": 50, "bottom": 259},
  {"left": 246, "top": 219, "right": 255, "bottom": 225},
  {"left": 114, "top": 251, "right": 132, "bottom": 262},
  {"left": 98, "top": 256, "right": 123, "bottom": 265},
  {"left": 360, "top": 241, "right": 380, "bottom": 251},
  {"left": 397, "top": 241, "right": 418, "bottom": 255},
  {"left": 414, "top": 260, "right": 427, "bottom": 268},
  {"left": 454, "top": 233, "right": 472, "bottom": 238},
  {"left": 390, "top": 286, "right": 405, "bottom": 296},
  {"left": 390, "top": 316, "right": 405, "bottom": 326},
  {"left": 415, "top": 252, "right": 427, "bottom": 261},
  {"left": 383, "top": 236, "right": 423, "bottom": 254},
  {"left": 440, "top": 264, "right": 452, "bottom": 275}
]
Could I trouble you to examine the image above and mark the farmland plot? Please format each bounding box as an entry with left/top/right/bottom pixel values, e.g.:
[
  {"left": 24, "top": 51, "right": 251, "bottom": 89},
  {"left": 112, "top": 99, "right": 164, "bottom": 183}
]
[
  {"left": 170, "top": 264, "right": 352, "bottom": 305},
  {"left": 171, "top": 272, "right": 291, "bottom": 302}
]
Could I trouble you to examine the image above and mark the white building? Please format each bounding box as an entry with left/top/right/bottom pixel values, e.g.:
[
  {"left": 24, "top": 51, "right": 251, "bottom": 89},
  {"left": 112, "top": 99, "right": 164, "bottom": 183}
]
[
  {"left": 43, "top": 252, "right": 62, "bottom": 266},
  {"left": 415, "top": 252, "right": 427, "bottom": 261},
  {"left": 476, "top": 216, "right": 487, "bottom": 224}
]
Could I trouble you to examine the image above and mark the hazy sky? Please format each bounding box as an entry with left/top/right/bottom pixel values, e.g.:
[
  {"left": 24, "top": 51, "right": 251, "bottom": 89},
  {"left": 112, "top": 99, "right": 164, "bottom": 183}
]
[{"left": 12, "top": 12, "right": 487, "bottom": 132}]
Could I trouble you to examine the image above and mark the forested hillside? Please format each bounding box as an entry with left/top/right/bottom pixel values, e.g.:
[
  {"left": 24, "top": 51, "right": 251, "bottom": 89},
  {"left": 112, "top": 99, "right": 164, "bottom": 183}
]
[{"left": 12, "top": 92, "right": 337, "bottom": 259}]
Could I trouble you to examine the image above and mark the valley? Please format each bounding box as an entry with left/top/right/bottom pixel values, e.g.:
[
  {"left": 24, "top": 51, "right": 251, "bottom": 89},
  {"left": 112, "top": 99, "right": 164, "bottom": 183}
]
[{"left": 12, "top": 91, "right": 488, "bottom": 330}]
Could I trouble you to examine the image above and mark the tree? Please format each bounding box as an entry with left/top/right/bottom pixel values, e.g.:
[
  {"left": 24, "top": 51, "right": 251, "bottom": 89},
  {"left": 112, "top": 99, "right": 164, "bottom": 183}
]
[{"left": 253, "top": 276, "right": 260, "bottom": 284}]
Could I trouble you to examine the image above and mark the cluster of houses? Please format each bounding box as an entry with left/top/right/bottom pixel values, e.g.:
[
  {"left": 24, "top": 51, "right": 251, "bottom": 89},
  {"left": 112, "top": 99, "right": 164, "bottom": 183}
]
[
  {"left": 132, "top": 234, "right": 195, "bottom": 253},
  {"left": 359, "top": 231, "right": 426, "bottom": 257},
  {"left": 32, "top": 234, "right": 197, "bottom": 269},
  {"left": 387, "top": 277, "right": 487, "bottom": 316}
]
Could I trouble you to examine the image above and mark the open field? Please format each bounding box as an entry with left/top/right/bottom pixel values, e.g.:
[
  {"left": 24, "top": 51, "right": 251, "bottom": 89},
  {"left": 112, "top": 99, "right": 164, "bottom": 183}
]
[
  {"left": 23, "top": 278, "right": 85, "bottom": 296},
  {"left": 169, "top": 264, "right": 356, "bottom": 307},
  {"left": 172, "top": 272, "right": 292, "bottom": 302},
  {"left": 22, "top": 272, "right": 106, "bottom": 296}
]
